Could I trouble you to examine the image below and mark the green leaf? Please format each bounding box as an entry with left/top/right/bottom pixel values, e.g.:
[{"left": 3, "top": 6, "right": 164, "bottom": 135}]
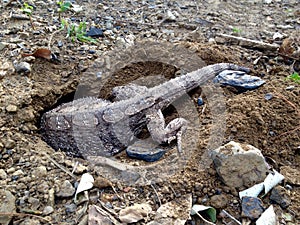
[
  {"left": 287, "top": 72, "right": 300, "bottom": 84},
  {"left": 21, "top": 2, "right": 34, "bottom": 15},
  {"left": 232, "top": 27, "right": 241, "bottom": 33},
  {"left": 191, "top": 205, "right": 217, "bottom": 223},
  {"left": 60, "top": 18, "right": 68, "bottom": 29},
  {"left": 60, "top": 20, "right": 98, "bottom": 43},
  {"left": 58, "top": 1, "right": 71, "bottom": 12},
  {"left": 24, "top": 2, "right": 33, "bottom": 10}
]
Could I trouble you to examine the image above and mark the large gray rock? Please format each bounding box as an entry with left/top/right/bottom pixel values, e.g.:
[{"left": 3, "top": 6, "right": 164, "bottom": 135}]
[
  {"left": 211, "top": 141, "right": 268, "bottom": 188},
  {"left": 0, "top": 190, "right": 16, "bottom": 225}
]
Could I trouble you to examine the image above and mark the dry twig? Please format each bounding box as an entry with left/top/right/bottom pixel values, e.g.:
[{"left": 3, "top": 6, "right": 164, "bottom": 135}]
[
  {"left": 216, "top": 33, "right": 279, "bottom": 52},
  {"left": 0, "top": 212, "right": 51, "bottom": 223},
  {"left": 221, "top": 210, "right": 242, "bottom": 225},
  {"left": 42, "top": 152, "right": 77, "bottom": 179}
]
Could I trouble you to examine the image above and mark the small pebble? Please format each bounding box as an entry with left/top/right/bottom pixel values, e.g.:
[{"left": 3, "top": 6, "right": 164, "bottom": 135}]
[
  {"left": 269, "top": 131, "right": 275, "bottom": 136},
  {"left": 56, "top": 180, "right": 75, "bottom": 197},
  {"left": 86, "top": 27, "right": 104, "bottom": 37},
  {"left": 11, "top": 175, "right": 19, "bottom": 181},
  {"left": 57, "top": 41, "right": 63, "bottom": 48},
  {"left": 264, "top": 93, "right": 273, "bottom": 100},
  {"left": 94, "top": 177, "right": 112, "bottom": 189},
  {"left": 286, "top": 85, "right": 295, "bottom": 90},
  {"left": 14, "top": 62, "right": 31, "bottom": 74},
  {"left": 105, "top": 202, "right": 113, "bottom": 208},
  {"left": 6, "top": 104, "right": 18, "bottom": 113},
  {"left": 209, "top": 194, "right": 228, "bottom": 209},
  {"left": 270, "top": 186, "right": 291, "bottom": 209},
  {"left": 166, "top": 10, "right": 176, "bottom": 21},
  {"left": 28, "top": 197, "right": 40, "bottom": 210},
  {"left": 232, "top": 199, "right": 239, "bottom": 204},
  {"left": 7, "top": 167, "right": 16, "bottom": 173},
  {"left": 105, "top": 20, "right": 113, "bottom": 30},
  {"left": 32, "top": 31, "right": 41, "bottom": 35},
  {"left": 197, "top": 97, "right": 204, "bottom": 106},
  {"left": 6, "top": 149, "right": 13, "bottom": 155},
  {"left": 0, "top": 42, "right": 7, "bottom": 51},
  {"left": 32, "top": 166, "right": 47, "bottom": 178},
  {"left": 285, "top": 184, "right": 292, "bottom": 190},
  {"left": 0, "top": 169, "right": 7, "bottom": 179},
  {"left": 241, "top": 196, "right": 264, "bottom": 220},
  {"left": 65, "top": 203, "right": 76, "bottom": 213},
  {"left": 5, "top": 139, "right": 15, "bottom": 149},
  {"left": 43, "top": 206, "right": 54, "bottom": 215},
  {"left": 12, "top": 170, "right": 24, "bottom": 176}
]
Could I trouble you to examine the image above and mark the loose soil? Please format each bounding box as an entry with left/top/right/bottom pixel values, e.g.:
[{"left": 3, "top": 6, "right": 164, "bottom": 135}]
[{"left": 0, "top": 0, "right": 299, "bottom": 224}]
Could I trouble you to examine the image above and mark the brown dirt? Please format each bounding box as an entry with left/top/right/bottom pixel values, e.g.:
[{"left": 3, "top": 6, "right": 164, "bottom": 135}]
[{"left": 0, "top": 0, "right": 299, "bottom": 224}]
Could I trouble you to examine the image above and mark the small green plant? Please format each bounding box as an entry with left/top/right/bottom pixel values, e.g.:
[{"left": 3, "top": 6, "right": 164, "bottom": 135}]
[
  {"left": 232, "top": 27, "right": 242, "bottom": 34},
  {"left": 287, "top": 72, "right": 300, "bottom": 84},
  {"left": 21, "top": 2, "right": 34, "bottom": 29},
  {"left": 21, "top": 2, "right": 33, "bottom": 15},
  {"left": 61, "top": 19, "right": 97, "bottom": 43},
  {"left": 57, "top": 1, "right": 71, "bottom": 17}
]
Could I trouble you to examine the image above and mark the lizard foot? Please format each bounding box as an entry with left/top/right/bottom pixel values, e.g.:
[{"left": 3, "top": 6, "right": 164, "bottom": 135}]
[{"left": 146, "top": 108, "right": 189, "bottom": 155}]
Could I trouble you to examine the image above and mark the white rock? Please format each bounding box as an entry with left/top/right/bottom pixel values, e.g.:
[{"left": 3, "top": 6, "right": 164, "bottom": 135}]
[
  {"left": 273, "top": 32, "right": 284, "bottom": 40},
  {"left": 211, "top": 141, "right": 268, "bottom": 188},
  {"left": 0, "top": 169, "right": 7, "bottom": 179},
  {"left": 14, "top": 61, "right": 31, "bottom": 74},
  {"left": 6, "top": 105, "right": 18, "bottom": 113},
  {"left": 12, "top": 169, "right": 24, "bottom": 176},
  {"left": 166, "top": 10, "right": 176, "bottom": 20},
  {"left": 43, "top": 206, "right": 54, "bottom": 215}
]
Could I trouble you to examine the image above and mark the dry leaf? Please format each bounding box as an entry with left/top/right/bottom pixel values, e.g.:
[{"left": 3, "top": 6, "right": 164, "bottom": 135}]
[
  {"left": 22, "top": 48, "right": 52, "bottom": 60},
  {"left": 119, "top": 203, "right": 152, "bottom": 223}
]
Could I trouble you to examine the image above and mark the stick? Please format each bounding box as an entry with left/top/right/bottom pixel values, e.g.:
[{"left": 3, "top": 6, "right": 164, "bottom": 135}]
[
  {"left": 0, "top": 212, "right": 51, "bottom": 223},
  {"left": 221, "top": 210, "right": 242, "bottom": 225},
  {"left": 42, "top": 152, "right": 77, "bottom": 179},
  {"left": 216, "top": 33, "right": 279, "bottom": 51},
  {"left": 96, "top": 202, "right": 123, "bottom": 225},
  {"left": 48, "top": 29, "right": 62, "bottom": 49},
  {"left": 150, "top": 183, "right": 162, "bottom": 206}
]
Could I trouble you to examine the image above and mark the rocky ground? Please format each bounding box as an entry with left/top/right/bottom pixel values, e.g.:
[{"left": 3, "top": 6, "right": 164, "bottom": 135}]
[{"left": 0, "top": 0, "right": 299, "bottom": 224}]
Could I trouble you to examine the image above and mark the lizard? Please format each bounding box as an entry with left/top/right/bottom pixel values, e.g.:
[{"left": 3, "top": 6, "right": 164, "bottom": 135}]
[{"left": 40, "top": 63, "right": 250, "bottom": 158}]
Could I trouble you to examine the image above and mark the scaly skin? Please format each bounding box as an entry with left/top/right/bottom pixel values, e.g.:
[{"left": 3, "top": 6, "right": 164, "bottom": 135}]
[{"left": 40, "top": 63, "right": 250, "bottom": 157}]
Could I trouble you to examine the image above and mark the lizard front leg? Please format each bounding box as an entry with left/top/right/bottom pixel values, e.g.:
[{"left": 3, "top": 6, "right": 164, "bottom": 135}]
[{"left": 146, "top": 108, "right": 189, "bottom": 154}]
